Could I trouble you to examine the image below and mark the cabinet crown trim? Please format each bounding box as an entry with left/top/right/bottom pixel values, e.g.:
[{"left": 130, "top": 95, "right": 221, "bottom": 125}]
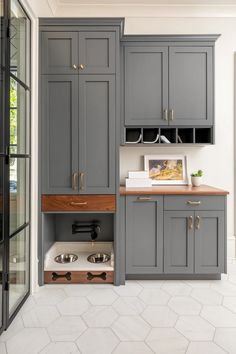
[{"left": 121, "top": 34, "right": 220, "bottom": 43}]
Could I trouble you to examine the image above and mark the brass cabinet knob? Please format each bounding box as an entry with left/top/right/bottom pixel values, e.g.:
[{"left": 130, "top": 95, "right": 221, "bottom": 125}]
[
  {"left": 79, "top": 64, "right": 85, "bottom": 70},
  {"left": 72, "top": 64, "right": 77, "bottom": 70}
]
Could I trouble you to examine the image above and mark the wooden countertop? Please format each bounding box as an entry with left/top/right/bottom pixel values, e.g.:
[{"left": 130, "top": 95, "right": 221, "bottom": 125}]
[{"left": 120, "top": 185, "right": 229, "bottom": 196}]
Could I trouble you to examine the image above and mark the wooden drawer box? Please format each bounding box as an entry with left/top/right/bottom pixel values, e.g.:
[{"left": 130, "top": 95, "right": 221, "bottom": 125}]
[
  {"left": 44, "top": 270, "right": 114, "bottom": 284},
  {"left": 164, "top": 195, "right": 225, "bottom": 211},
  {"left": 42, "top": 195, "right": 116, "bottom": 212}
]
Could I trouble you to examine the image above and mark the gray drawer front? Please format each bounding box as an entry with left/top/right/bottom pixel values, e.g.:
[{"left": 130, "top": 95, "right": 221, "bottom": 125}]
[{"left": 164, "top": 195, "right": 225, "bottom": 211}]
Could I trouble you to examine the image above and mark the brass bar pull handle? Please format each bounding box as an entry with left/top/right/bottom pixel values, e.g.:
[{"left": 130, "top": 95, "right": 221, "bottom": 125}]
[
  {"left": 79, "top": 64, "right": 85, "bottom": 70},
  {"left": 72, "top": 172, "right": 78, "bottom": 190},
  {"left": 195, "top": 216, "right": 201, "bottom": 230},
  {"left": 188, "top": 216, "right": 193, "bottom": 230},
  {"left": 79, "top": 172, "right": 85, "bottom": 191},
  {"left": 137, "top": 196, "right": 152, "bottom": 201},
  {"left": 69, "top": 201, "right": 88, "bottom": 206},
  {"left": 72, "top": 64, "right": 77, "bottom": 70},
  {"left": 187, "top": 200, "right": 201, "bottom": 206},
  {"left": 163, "top": 109, "right": 168, "bottom": 121},
  {"left": 169, "top": 109, "right": 174, "bottom": 121}
]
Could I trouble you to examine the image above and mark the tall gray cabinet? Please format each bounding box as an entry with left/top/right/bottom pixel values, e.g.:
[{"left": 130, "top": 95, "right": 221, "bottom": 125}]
[{"left": 40, "top": 19, "right": 122, "bottom": 194}]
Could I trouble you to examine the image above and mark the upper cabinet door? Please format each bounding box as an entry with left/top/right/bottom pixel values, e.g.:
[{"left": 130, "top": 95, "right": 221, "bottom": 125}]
[
  {"left": 41, "top": 75, "right": 79, "bottom": 194},
  {"left": 124, "top": 46, "right": 168, "bottom": 126},
  {"left": 169, "top": 47, "right": 213, "bottom": 126},
  {"left": 42, "top": 32, "right": 78, "bottom": 74},
  {"left": 79, "top": 75, "right": 115, "bottom": 194},
  {"left": 78, "top": 32, "right": 116, "bottom": 74},
  {"left": 195, "top": 211, "right": 225, "bottom": 274}
]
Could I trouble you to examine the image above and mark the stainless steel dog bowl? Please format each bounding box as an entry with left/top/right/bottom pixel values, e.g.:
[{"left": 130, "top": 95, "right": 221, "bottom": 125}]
[
  {"left": 54, "top": 253, "right": 78, "bottom": 264},
  {"left": 87, "top": 253, "right": 111, "bottom": 264}
]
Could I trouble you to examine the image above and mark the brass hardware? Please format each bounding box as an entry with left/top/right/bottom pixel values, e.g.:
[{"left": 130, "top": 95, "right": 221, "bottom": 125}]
[
  {"left": 79, "top": 64, "right": 85, "bottom": 70},
  {"left": 163, "top": 109, "right": 168, "bottom": 121},
  {"left": 169, "top": 109, "right": 174, "bottom": 121},
  {"left": 69, "top": 201, "right": 88, "bottom": 206},
  {"left": 195, "top": 216, "right": 201, "bottom": 230},
  {"left": 79, "top": 172, "right": 85, "bottom": 190},
  {"left": 188, "top": 216, "right": 193, "bottom": 230},
  {"left": 87, "top": 272, "right": 107, "bottom": 281},
  {"left": 72, "top": 172, "right": 78, "bottom": 190},
  {"left": 72, "top": 64, "right": 77, "bottom": 69},
  {"left": 137, "top": 196, "right": 152, "bottom": 201},
  {"left": 187, "top": 200, "right": 201, "bottom": 206}
]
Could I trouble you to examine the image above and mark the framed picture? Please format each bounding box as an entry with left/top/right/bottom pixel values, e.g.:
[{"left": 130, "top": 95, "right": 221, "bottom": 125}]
[{"left": 144, "top": 155, "right": 188, "bottom": 185}]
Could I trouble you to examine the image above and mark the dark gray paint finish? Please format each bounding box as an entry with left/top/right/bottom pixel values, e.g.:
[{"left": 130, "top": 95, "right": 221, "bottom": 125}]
[
  {"left": 164, "top": 195, "right": 225, "bottom": 211},
  {"left": 195, "top": 211, "right": 224, "bottom": 273},
  {"left": 79, "top": 32, "right": 116, "bottom": 74},
  {"left": 126, "top": 196, "right": 163, "bottom": 274},
  {"left": 124, "top": 46, "right": 168, "bottom": 126},
  {"left": 42, "top": 32, "right": 78, "bottom": 74},
  {"left": 164, "top": 211, "right": 194, "bottom": 274},
  {"left": 79, "top": 75, "right": 116, "bottom": 194},
  {"left": 169, "top": 46, "right": 213, "bottom": 126},
  {"left": 42, "top": 75, "right": 79, "bottom": 194}
]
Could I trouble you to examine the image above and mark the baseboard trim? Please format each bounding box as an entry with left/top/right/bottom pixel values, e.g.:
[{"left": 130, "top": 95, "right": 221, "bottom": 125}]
[{"left": 126, "top": 274, "right": 221, "bottom": 280}]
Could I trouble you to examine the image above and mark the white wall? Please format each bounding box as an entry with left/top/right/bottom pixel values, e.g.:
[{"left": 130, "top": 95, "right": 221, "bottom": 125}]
[{"left": 120, "top": 17, "right": 236, "bottom": 257}]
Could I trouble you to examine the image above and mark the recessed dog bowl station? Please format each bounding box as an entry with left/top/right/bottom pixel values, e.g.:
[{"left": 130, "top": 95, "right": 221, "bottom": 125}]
[{"left": 44, "top": 242, "right": 114, "bottom": 284}]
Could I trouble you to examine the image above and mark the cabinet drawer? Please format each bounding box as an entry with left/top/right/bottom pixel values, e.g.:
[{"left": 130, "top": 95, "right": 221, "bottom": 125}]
[
  {"left": 42, "top": 195, "right": 116, "bottom": 212},
  {"left": 164, "top": 196, "right": 225, "bottom": 211}
]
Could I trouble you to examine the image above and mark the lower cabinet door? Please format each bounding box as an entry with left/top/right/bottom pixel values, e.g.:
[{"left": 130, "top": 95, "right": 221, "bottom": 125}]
[
  {"left": 126, "top": 196, "right": 163, "bottom": 274},
  {"left": 164, "top": 211, "right": 194, "bottom": 274},
  {"left": 194, "top": 211, "right": 225, "bottom": 273}
]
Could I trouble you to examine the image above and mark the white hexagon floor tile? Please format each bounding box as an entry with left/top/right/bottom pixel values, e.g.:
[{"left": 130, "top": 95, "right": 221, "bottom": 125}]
[
  {"left": 214, "top": 328, "right": 236, "bottom": 353},
  {"left": 139, "top": 288, "right": 170, "bottom": 305},
  {"left": 0, "top": 315, "right": 24, "bottom": 342},
  {"left": 57, "top": 296, "right": 90, "bottom": 315},
  {"left": 40, "top": 342, "right": 81, "bottom": 354},
  {"left": 146, "top": 328, "right": 189, "bottom": 354},
  {"left": 168, "top": 296, "right": 201, "bottom": 315},
  {"left": 0, "top": 342, "right": 6, "bottom": 354},
  {"left": 111, "top": 315, "right": 150, "bottom": 341},
  {"left": 175, "top": 315, "right": 215, "bottom": 341},
  {"left": 113, "top": 341, "right": 153, "bottom": 354},
  {"left": 6, "top": 328, "right": 50, "bottom": 354},
  {"left": 47, "top": 316, "right": 87, "bottom": 341},
  {"left": 210, "top": 280, "right": 236, "bottom": 296},
  {"left": 82, "top": 306, "right": 118, "bottom": 327},
  {"left": 63, "top": 284, "right": 94, "bottom": 297},
  {"left": 22, "top": 305, "right": 60, "bottom": 327},
  {"left": 87, "top": 289, "right": 118, "bottom": 305},
  {"left": 112, "top": 297, "right": 146, "bottom": 315},
  {"left": 191, "top": 288, "right": 222, "bottom": 305},
  {"left": 201, "top": 305, "right": 236, "bottom": 327},
  {"left": 113, "top": 282, "right": 142, "bottom": 296},
  {"left": 142, "top": 306, "right": 178, "bottom": 327},
  {"left": 76, "top": 328, "right": 119, "bottom": 354},
  {"left": 136, "top": 280, "right": 164, "bottom": 288},
  {"left": 162, "top": 281, "right": 192, "bottom": 296},
  {"left": 223, "top": 296, "right": 236, "bottom": 313},
  {"left": 33, "top": 288, "right": 66, "bottom": 306},
  {"left": 186, "top": 342, "right": 227, "bottom": 354},
  {"left": 183, "top": 280, "right": 211, "bottom": 288}
]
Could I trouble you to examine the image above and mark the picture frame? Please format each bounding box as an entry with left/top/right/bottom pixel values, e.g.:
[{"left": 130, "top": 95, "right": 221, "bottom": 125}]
[{"left": 144, "top": 155, "right": 188, "bottom": 185}]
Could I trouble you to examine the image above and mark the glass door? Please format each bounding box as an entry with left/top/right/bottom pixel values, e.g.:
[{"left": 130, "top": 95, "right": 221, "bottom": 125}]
[{"left": 8, "top": 0, "right": 30, "bottom": 321}]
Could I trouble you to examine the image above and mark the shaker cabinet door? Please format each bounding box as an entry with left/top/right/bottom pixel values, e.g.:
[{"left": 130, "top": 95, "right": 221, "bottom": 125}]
[
  {"left": 126, "top": 196, "right": 163, "bottom": 274},
  {"left": 78, "top": 32, "right": 116, "bottom": 74},
  {"left": 124, "top": 46, "right": 168, "bottom": 126},
  {"left": 164, "top": 211, "right": 194, "bottom": 274},
  {"left": 41, "top": 75, "right": 79, "bottom": 194},
  {"left": 169, "top": 47, "right": 213, "bottom": 126},
  {"left": 41, "top": 32, "right": 78, "bottom": 74},
  {"left": 194, "top": 211, "right": 225, "bottom": 273},
  {"left": 79, "top": 75, "right": 116, "bottom": 194}
]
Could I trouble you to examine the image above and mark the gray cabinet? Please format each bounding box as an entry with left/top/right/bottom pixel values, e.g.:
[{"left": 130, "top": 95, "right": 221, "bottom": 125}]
[
  {"left": 126, "top": 196, "right": 163, "bottom": 274},
  {"left": 42, "top": 75, "right": 79, "bottom": 194},
  {"left": 42, "top": 31, "right": 116, "bottom": 75},
  {"left": 164, "top": 211, "right": 194, "bottom": 274},
  {"left": 195, "top": 211, "right": 224, "bottom": 273},
  {"left": 124, "top": 47, "right": 168, "bottom": 126},
  {"left": 42, "top": 32, "right": 78, "bottom": 75},
  {"left": 169, "top": 47, "right": 213, "bottom": 126},
  {"left": 79, "top": 75, "right": 115, "bottom": 193},
  {"left": 41, "top": 74, "right": 115, "bottom": 194}
]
